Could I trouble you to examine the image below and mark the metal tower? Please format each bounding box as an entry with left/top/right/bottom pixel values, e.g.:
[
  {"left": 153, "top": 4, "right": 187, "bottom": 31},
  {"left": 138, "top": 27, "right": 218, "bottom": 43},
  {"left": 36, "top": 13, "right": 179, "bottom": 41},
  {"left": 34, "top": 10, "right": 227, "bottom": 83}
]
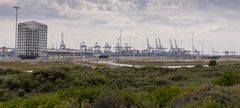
[
  {"left": 60, "top": 33, "right": 66, "bottom": 50},
  {"left": 103, "top": 42, "right": 112, "bottom": 53}
]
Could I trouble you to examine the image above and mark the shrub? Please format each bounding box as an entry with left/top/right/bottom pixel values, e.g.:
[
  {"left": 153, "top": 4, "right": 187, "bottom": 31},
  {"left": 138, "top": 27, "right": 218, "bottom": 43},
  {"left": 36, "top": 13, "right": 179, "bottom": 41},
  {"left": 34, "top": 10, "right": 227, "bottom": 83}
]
[
  {"left": 186, "top": 98, "right": 227, "bottom": 108},
  {"left": 17, "top": 89, "right": 26, "bottom": 97},
  {"left": 171, "top": 75, "right": 187, "bottom": 81},
  {"left": 0, "top": 89, "right": 8, "bottom": 101},
  {"left": 214, "top": 71, "right": 240, "bottom": 86},
  {"left": 202, "top": 99, "right": 226, "bottom": 108},
  {"left": 169, "top": 85, "right": 236, "bottom": 108},
  {"left": 151, "top": 78, "right": 168, "bottom": 86},
  {"left": 59, "top": 66, "right": 71, "bottom": 72},
  {"left": 76, "top": 88, "right": 101, "bottom": 104},
  {"left": 209, "top": 60, "right": 217, "bottom": 66},
  {"left": 86, "top": 76, "right": 107, "bottom": 86},
  {"left": 0, "top": 69, "right": 22, "bottom": 75},
  {"left": 0, "top": 69, "right": 5, "bottom": 75},
  {"left": 149, "top": 86, "right": 182, "bottom": 107},
  {"left": 194, "top": 64, "right": 204, "bottom": 68},
  {"left": 39, "top": 81, "right": 55, "bottom": 92},
  {"left": 90, "top": 93, "right": 123, "bottom": 108},
  {"left": 2, "top": 79, "right": 21, "bottom": 90},
  {"left": 32, "top": 69, "right": 67, "bottom": 83},
  {"left": 22, "top": 79, "right": 39, "bottom": 93}
]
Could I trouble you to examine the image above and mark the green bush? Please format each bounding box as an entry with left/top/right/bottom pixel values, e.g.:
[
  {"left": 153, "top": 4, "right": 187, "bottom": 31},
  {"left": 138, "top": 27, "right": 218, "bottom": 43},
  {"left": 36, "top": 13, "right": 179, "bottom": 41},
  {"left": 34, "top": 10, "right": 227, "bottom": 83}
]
[
  {"left": 149, "top": 86, "right": 182, "bottom": 107},
  {"left": 194, "top": 64, "right": 204, "bottom": 68},
  {"left": 22, "top": 79, "right": 38, "bottom": 93},
  {"left": 32, "top": 69, "right": 67, "bottom": 83},
  {"left": 214, "top": 71, "right": 240, "bottom": 86},
  {"left": 39, "top": 81, "right": 55, "bottom": 92},
  {"left": 1, "top": 62, "right": 240, "bottom": 107},
  {"left": 171, "top": 75, "right": 187, "bottom": 81},
  {"left": 0, "top": 68, "right": 22, "bottom": 75},
  {"left": 186, "top": 98, "right": 227, "bottom": 108},
  {"left": 203, "top": 99, "right": 226, "bottom": 108},
  {"left": 91, "top": 93, "right": 123, "bottom": 108},
  {"left": 1, "top": 79, "right": 21, "bottom": 90},
  {"left": 209, "top": 60, "right": 217, "bottom": 66},
  {"left": 17, "top": 89, "right": 26, "bottom": 97},
  {"left": 0, "top": 89, "right": 8, "bottom": 101}
]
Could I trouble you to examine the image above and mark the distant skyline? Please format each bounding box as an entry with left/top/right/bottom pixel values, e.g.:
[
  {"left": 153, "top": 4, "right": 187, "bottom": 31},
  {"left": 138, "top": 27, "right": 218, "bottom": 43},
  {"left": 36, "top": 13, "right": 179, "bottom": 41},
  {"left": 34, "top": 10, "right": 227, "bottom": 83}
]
[{"left": 1, "top": 0, "right": 240, "bottom": 54}]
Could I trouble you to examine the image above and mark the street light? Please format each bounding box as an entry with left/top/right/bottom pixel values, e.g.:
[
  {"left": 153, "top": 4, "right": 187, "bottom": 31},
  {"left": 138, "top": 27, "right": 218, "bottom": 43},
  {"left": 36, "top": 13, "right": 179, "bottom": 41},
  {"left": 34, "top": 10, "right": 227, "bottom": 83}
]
[
  {"left": 128, "top": 37, "right": 138, "bottom": 67},
  {"left": 13, "top": 6, "right": 20, "bottom": 58},
  {"left": 198, "top": 41, "right": 204, "bottom": 57},
  {"left": 119, "top": 30, "right": 122, "bottom": 60}
]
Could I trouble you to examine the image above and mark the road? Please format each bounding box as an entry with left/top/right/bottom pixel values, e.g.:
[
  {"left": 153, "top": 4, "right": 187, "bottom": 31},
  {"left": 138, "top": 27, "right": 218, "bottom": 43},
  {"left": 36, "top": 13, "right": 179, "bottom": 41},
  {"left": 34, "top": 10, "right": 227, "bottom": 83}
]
[{"left": 96, "top": 61, "right": 141, "bottom": 68}]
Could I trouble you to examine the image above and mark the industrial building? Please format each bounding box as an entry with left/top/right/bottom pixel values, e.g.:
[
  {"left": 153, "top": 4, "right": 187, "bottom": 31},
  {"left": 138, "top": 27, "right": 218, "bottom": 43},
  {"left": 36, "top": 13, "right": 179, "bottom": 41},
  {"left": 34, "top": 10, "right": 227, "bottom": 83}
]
[
  {"left": 17, "top": 21, "right": 47, "bottom": 59},
  {"left": 0, "top": 47, "right": 14, "bottom": 57}
]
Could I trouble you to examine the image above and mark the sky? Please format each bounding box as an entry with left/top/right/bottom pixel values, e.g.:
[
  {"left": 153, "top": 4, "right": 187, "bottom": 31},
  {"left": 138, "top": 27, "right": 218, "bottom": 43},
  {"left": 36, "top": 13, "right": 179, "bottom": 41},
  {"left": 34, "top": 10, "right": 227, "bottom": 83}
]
[{"left": 1, "top": 0, "right": 240, "bottom": 54}]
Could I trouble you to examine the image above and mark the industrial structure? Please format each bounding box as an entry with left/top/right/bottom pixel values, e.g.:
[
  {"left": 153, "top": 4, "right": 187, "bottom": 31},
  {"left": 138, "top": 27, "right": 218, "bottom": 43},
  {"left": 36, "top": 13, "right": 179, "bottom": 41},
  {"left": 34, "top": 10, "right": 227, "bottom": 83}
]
[
  {"left": 2, "top": 10, "right": 239, "bottom": 60},
  {"left": 39, "top": 33, "right": 240, "bottom": 61},
  {"left": 60, "top": 33, "right": 66, "bottom": 50},
  {"left": 2, "top": 6, "right": 237, "bottom": 61},
  {"left": 17, "top": 21, "right": 47, "bottom": 59},
  {"left": 0, "top": 47, "right": 14, "bottom": 57}
]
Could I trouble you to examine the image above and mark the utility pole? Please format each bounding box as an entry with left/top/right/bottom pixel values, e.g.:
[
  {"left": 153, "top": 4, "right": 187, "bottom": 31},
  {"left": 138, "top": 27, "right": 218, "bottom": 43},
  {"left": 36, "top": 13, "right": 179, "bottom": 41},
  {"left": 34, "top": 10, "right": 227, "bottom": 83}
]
[
  {"left": 119, "top": 30, "right": 122, "bottom": 60},
  {"left": 13, "top": 6, "right": 20, "bottom": 58},
  {"left": 158, "top": 38, "right": 162, "bottom": 49},
  {"left": 4, "top": 40, "right": 7, "bottom": 47},
  {"left": 131, "top": 37, "right": 138, "bottom": 67},
  {"left": 155, "top": 38, "right": 158, "bottom": 49},
  {"left": 174, "top": 39, "right": 178, "bottom": 48},
  {"left": 180, "top": 41, "right": 184, "bottom": 67},
  {"left": 201, "top": 41, "right": 204, "bottom": 56},
  {"left": 198, "top": 41, "right": 204, "bottom": 57},
  {"left": 120, "top": 30, "right": 122, "bottom": 50},
  {"left": 169, "top": 39, "right": 173, "bottom": 50},
  {"left": 191, "top": 33, "right": 194, "bottom": 55},
  {"left": 51, "top": 35, "right": 54, "bottom": 49}
]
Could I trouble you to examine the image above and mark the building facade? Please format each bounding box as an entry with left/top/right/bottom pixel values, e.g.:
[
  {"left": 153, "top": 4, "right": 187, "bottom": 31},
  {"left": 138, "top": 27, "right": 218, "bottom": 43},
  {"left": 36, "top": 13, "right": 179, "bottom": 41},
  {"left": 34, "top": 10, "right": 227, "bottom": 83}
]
[{"left": 17, "top": 21, "right": 47, "bottom": 59}]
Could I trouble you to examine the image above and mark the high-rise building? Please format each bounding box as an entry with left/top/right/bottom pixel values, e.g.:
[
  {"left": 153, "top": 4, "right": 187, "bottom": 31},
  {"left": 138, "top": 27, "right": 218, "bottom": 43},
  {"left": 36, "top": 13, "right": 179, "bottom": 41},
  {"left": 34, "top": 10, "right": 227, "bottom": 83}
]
[{"left": 17, "top": 21, "right": 47, "bottom": 59}]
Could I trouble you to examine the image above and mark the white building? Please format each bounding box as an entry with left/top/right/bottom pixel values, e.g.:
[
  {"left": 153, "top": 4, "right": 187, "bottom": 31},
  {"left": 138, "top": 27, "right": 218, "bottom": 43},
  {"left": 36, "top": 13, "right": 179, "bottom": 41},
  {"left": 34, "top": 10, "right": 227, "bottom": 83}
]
[{"left": 17, "top": 21, "right": 47, "bottom": 59}]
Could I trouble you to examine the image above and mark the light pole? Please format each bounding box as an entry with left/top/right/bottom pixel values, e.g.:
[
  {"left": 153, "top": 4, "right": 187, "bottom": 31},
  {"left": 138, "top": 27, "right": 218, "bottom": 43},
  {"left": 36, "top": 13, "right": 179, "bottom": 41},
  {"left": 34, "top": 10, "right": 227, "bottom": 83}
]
[
  {"left": 198, "top": 41, "right": 204, "bottom": 57},
  {"left": 128, "top": 37, "right": 138, "bottom": 65},
  {"left": 119, "top": 30, "right": 122, "bottom": 57},
  {"left": 180, "top": 41, "right": 183, "bottom": 67},
  {"left": 13, "top": 6, "right": 20, "bottom": 58},
  {"left": 201, "top": 41, "right": 204, "bottom": 56},
  {"left": 191, "top": 33, "right": 194, "bottom": 55}
]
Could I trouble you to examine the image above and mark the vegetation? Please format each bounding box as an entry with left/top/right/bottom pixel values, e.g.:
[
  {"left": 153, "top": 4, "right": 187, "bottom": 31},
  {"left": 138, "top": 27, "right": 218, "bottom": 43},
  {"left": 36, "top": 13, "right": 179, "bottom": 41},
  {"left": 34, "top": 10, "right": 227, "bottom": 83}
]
[
  {"left": 120, "top": 60, "right": 240, "bottom": 67},
  {"left": 209, "top": 60, "right": 218, "bottom": 66},
  {"left": 0, "top": 62, "right": 239, "bottom": 108},
  {"left": 213, "top": 71, "right": 240, "bottom": 86}
]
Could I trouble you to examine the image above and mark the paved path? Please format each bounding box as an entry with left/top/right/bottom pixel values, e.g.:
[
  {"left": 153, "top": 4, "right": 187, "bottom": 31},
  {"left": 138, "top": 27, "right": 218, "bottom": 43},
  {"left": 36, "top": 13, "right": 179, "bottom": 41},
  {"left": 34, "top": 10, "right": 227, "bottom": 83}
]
[{"left": 96, "top": 61, "right": 141, "bottom": 68}]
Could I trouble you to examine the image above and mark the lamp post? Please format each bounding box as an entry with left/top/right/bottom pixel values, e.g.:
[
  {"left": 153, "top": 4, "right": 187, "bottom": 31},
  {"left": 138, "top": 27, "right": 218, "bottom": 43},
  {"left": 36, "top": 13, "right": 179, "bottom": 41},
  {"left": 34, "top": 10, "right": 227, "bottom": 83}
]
[
  {"left": 13, "top": 6, "right": 20, "bottom": 58},
  {"left": 128, "top": 36, "right": 138, "bottom": 66},
  {"left": 119, "top": 30, "right": 122, "bottom": 60},
  {"left": 198, "top": 41, "right": 204, "bottom": 57}
]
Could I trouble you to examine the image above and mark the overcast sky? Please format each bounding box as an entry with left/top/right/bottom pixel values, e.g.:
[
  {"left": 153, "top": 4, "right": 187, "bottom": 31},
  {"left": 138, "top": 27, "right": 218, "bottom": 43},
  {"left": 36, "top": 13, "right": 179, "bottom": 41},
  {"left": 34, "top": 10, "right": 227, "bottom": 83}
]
[{"left": 1, "top": 0, "right": 240, "bottom": 54}]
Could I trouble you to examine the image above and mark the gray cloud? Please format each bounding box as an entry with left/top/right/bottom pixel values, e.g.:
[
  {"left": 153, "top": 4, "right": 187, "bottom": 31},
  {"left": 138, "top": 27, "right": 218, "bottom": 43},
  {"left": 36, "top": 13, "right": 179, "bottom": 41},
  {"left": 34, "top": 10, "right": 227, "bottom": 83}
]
[
  {"left": 0, "top": 0, "right": 238, "bottom": 32},
  {"left": 1, "top": 0, "right": 239, "bottom": 19}
]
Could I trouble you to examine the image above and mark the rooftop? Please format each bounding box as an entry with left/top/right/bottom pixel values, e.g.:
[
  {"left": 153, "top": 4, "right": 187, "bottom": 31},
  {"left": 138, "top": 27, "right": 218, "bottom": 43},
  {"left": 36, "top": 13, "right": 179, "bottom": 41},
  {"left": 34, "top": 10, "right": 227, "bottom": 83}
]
[{"left": 18, "top": 21, "right": 47, "bottom": 29}]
